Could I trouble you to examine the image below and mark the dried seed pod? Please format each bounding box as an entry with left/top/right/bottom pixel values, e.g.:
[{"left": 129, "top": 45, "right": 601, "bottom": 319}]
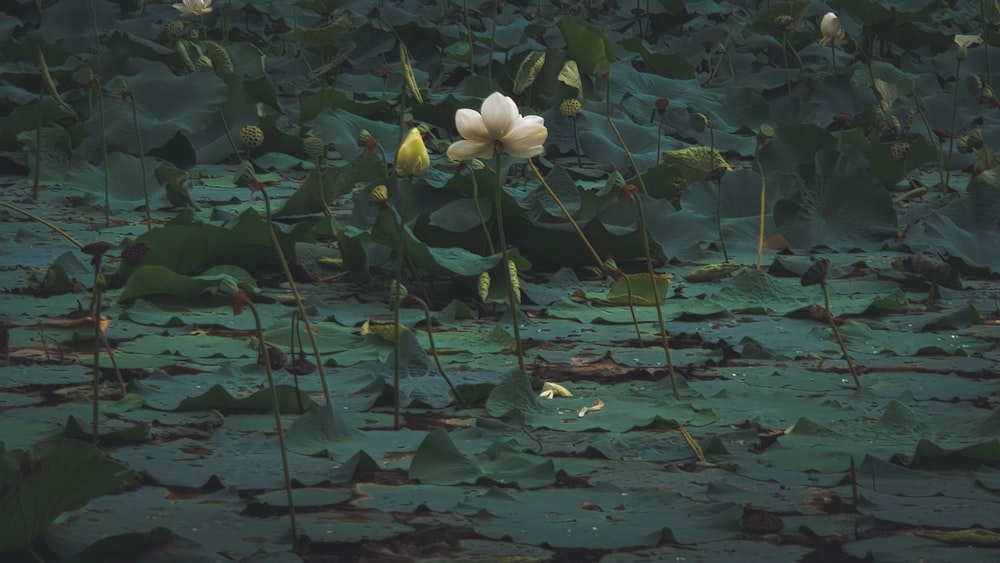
[
  {"left": 164, "top": 20, "right": 185, "bottom": 37},
  {"left": 121, "top": 242, "right": 150, "bottom": 266},
  {"left": 800, "top": 258, "right": 830, "bottom": 287},
  {"left": 240, "top": 125, "right": 264, "bottom": 149},
  {"left": 773, "top": 14, "right": 795, "bottom": 30},
  {"left": 889, "top": 142, "right": 911, "bottom": 161},
  {"left": 303, "top": 136, "right": 326, "bottom": 160},
  {"left": 559, "top": 98, "right": 582, "bottom": 117},
  {"left": 260, "top": 346, "right": 287, "bottom": 370}
]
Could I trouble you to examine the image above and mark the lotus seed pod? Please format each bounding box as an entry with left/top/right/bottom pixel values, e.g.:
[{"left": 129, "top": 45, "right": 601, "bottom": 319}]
[
  {"left": 690, "top": 112, "right": 709, "bottom": 132},
  {"left": 240, "top": 125, "right": 264, "bottom": 149},
  {"left": 165, "top": 20, "right": 185, "bottom": 37},
  {"left": 189, "top": 28, "right": 200, "bottom": 40},
  {"left": 890, "top": 142, "right": 910, "bottom": 161},
  {"left": 800, "top": 258, "right": 830, "bottom": 287},
  {"left": 205, "top": 41, "right": 234, "bottom": 75},
  {"left": 773, "top": 14, "right": 794, "bottom": 30},
  {"left": 601, "top": 257, "right": 619, "bottom": 280},
  {"left": 559, "top": 98, "right": 582, "bottom": 117},
  {"left": 121, "top": 242, "right": 150, "bottom": 266},
  {"left": 303, "top": 136, "right": 326, "bottom": 160}
]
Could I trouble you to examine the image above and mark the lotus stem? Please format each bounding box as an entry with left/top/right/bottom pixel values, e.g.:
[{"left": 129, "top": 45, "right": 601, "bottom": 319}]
[
  {"left": 392, "top": 192, "right": 406, "bottom": 429},
  {"left": 245, "top": 298, "right": 298, "bottom": 543},
  {"left": 821, "top": 280, "right": 861, "bottom": 389},
  {"left": 605, "top": 79, "right": 678, "bottom": 397},
  {"left": 409, "top": 293, "right": 468, "bottom": 408},
  {"left": 126, "top": 90, "right": 153, "bottom": 231},
  {"left": 527, "top": 158, "right": 644, "bottom": 344},
  {"left": 494, "top": 155, "right": 526, "bottom": 372},
  {"left": 260, "top": 190, "right": 332, "bottom": 405},
  {"left": 945, "top": 57, "right": 963, "bottom": 192},
  {"left": 755, "top": 143, "right": 767, "bottom": 269},
  {"left": 32, "top": 87, "right": 42, "bottom": 200},
  {"left": 0, "top": 201, "right": 83, "bottom": 249},
  {"left": 911, "top": 92, "right": 947, "bottom": 189},
  {"left": 468, "top": 168, "right": 495, "bottom": 255},
  {"left": 91, "top": 269, "right": 102, "bottom": 446}
]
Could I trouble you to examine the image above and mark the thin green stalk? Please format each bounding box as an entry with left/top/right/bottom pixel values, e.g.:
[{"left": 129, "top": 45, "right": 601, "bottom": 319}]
[
  {"left": 91, "top": 269, "right": 103, "bottom": 446},
  {"left": 984, "top": 0, "right": 992, "bottom": 88},
  {"left": 245, "top": 299, "right": 298, "bottom": 542},
  {"left": 604, "top": 80, "right": 678, "bottom": 397},
  {"left": 260, "top": 190, "right": 332, "bottom": 405},
  {"left": 945, "top": 58, "right": 963, "bottom": 191},
  {"left": 488, "top": 0, "right": 497, "bottom": 88},
  {"left": 821, "top": 281, "right": 861, "bottom": 389},
  {"left": 392, "top": 193, "right": 406, "bottom": 429},
  {"left": 709, "top": 126, "right": 728, "bottom": 262},
  {"left": 90, "top": 0, "right": 110, "bottom": 226},
  {"left": 93, "top": 77, "right": 111, "bottom": 227},
  {"left": 32, "top": 87, "right": 42, "bottom": 200},
  {"left": 494, "top": 155, "right": 526, "bottom": 372},
  {"left": 127, "top": 91, "right": 153, "bottom": 231},
  {"left": 911, "top": 93, "right": 947, "bottom": 189},
  {"left": 410, "top": 294, "right": 468, "bottom": 408},
  {"left": 755, "top": 143, "right": 767, "bottom": 269},
  {"left": 526, "top": 158, "right": 644, "bottom": 345},
  {"left": 469, "top": 169, "right": 495, "bottom": 255},
  {"left": 463, "top": 0, "right": 475, "bottom": 76},
  {"left": 0, "top": 201, "right": 82, "bottom": 249}
]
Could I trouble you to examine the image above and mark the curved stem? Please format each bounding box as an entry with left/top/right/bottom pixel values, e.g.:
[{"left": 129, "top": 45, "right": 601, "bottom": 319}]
[
  {"left": 605, "top": 80, "right": 678, "bottom": 396},
  {"left": 129, "top": 95, "right": 152, "bottom": 231},
  {"left": 494, "top": 155, "right": 526, "bottom": 372},
  {"left": 469, "top": 169, "right": 495, "bottom": 255},
  {"left": 411, "top": 294, "right": 468, "bottom": 408},
  {"left": 0, "top": 201, "right": 82, "bottom": 249},
  {"left": 246, "top": 300, "right": 298, "bottom": 542},
  {"left": 821, "top": 281, "right": 861, "bottom": 389},
  {"left": 261, "top": 191, "right": 332, "bottom": 405}
]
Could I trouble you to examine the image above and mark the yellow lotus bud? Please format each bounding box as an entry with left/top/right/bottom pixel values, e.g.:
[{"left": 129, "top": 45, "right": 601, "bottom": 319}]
[{"left": 395, "top": 127, "right": 430, "bottom": 177}]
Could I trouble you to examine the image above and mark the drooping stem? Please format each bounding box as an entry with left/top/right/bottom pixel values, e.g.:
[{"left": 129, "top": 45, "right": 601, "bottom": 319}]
[
  {"left": 0, "top": 201, "right": 82, "bottom": 249},
  {"left": 246, "top": 299, "right": 298, "bottom": 543},
  {"left": 494, "top": 155, "right": 526, "bottom": 372},
  {"left": 261, "top": 191, "right": 332, "bottom": 405},
  {"left": 409, "top": 293, "right": 468, "bottom": 408},
  {"left": 605, "top": 79, "right": 677, "bottom": 396},
  {"left": 821, "top": 281, "right": 861, "bottom": 389},
  {"left": 527, "top": 158, "right": 643, "bottom": 345}
]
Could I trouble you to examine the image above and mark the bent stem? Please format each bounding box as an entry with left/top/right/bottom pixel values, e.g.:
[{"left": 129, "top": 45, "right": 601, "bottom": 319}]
[
  {"left": 494, "top": 155, "right": 526, "bottom": 372},
  {"left": 527, "top": 158, "right": 643, "bottom": 344},
  {"left": 260, "top": 190, "right": 332, "bottom": 405},
  {"left": 605, "top": 80, "right": 678, "bottom": 397},
  {"left": 0, "top": 201, "right": 83, "bottom": 249},
  {"left": 409, "top": 293, "right": 468, "bottom": 408},
  {"left": 245, "top": 298, "right": 298, "bottom": 543},
  {"left": 821, "top": 281, "right": 861, "bottom": 389}
]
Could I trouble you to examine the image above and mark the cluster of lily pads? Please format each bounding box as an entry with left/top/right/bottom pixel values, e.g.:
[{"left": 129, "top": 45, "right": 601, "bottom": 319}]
[{"left": 2, "top": 0, "right": 1000, "bottom": 558}]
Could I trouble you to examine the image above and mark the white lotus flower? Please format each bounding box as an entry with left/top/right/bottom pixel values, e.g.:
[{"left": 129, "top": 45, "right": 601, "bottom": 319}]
[
  {"left": 446, "top": 92, "right": 548, "bottom": 161},
  {"left": 173, "top": 0, "right": 213, "bottom": 16},
  {"left": 819, "top": 12, "right": 847, "bottom": 47}
]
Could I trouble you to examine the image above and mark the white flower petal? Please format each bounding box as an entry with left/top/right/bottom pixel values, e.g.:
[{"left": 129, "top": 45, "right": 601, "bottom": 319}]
[
  {"left": 447, "top": 139, "right": 493, "bottom": 161},
  {"left": 480, "top": 92, "right": 519, "bottom": 139},
  {"left": 503, "top": 119, "right": 547, "bottom": 158},
  {"left": 454, "top": 108, "right": 489, "bottom": 143}
]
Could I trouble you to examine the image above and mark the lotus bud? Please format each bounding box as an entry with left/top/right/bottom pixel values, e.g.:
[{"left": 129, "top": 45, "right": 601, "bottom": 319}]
[{"left": 395, "top": 127, "right": 430, "bottom": 177}]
